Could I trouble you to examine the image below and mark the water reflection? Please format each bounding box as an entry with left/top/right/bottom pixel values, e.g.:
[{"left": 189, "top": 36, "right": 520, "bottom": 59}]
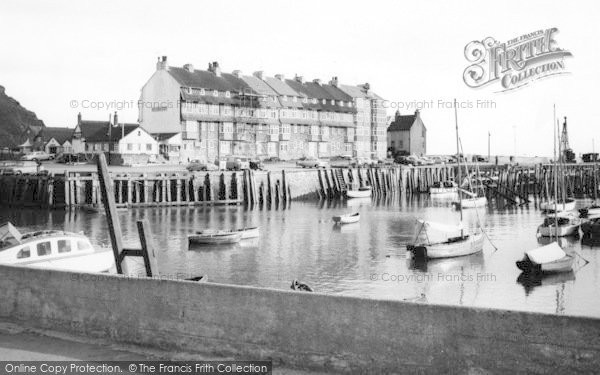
[{"left": 1, "top": 194, "right": 600, "bottom": 317}]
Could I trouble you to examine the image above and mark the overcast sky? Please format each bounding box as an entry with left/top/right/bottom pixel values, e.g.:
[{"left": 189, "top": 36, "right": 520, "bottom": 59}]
[{"left": 1, "top": 0, "right": 598, "bottom": 156}]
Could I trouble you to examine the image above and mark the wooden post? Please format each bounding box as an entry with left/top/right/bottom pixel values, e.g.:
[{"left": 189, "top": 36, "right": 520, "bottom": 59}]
[{"left": 137, "top": 220, "right": 159, "bottom": 276}]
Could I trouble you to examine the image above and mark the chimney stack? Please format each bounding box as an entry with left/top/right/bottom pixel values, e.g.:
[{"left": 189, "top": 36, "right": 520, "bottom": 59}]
[
  {"left": 253, "top": 71, "right": 264, "bottom": 80},
  {"left": 313, "top": 78, "right": 321, "bottom": 85},
  {"left": 232, "top": 70, "right": 242, "bottom": 78},
  {"left": 329, "top": 76, "right": 339, "bottom": 87},
  {"left": 295, "top": 75, "right": 304, "bottom": 83},
  {"left": 156, "top": 56, "right": 168, "bottom": 70},
  {"left": 363, "top": 82, "right": 370, "bottom": 92},
  {"left": 77, "top": 112, "right": 82, "bottom": 125},
  {"left": 209, "top": 61, "right": 221, "bottom": 77},
  {"left": 275, "top": 74, "right": 285, "bottom": 81},
  {"left": 113, "top": 111, "right": 118, "bottom": 126},
  {"left": 183, "top": 63, "right": 194, "bottom": 72}
]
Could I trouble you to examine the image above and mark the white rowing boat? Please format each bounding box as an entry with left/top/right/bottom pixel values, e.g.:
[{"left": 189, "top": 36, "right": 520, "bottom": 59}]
[
  {"left": 429, "top": 181, "right": 458, "bottom": 195},
  {"left": 332, "top": 212, "right": 360, "bottom": 224},
  {"left": 516, "top": 242, "right": 574, "bottom": 274},
  {"left": 195, "top": 226, "right": 259, "bottom": 240},
  {"left": 540, "top": 198, "right": 576, "bottom": 213},
  {"left": 346, "top": 186, "right": 372, "bottom": 199},
  {"left": 188, "top": 232, "right": 242, "bottom": 245}
]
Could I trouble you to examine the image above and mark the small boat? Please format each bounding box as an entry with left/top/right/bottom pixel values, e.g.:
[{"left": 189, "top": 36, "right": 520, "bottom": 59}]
[
  {"left": 537, "top": 214, "right": 580, "bottom": 237},
  {"left": 0, "top": 222, "right": 114, "bottom": 273},
  {"left": 515, "top": 242, "right": 574, "bottom": 274},
  {"left": 456, "top": 196, "right": 488, "bottom": 209},
  {"left": 290, "top": 279, "right": 313, "bottom": 292},
  {"left": 332, "top": 212, "right": 360, "bottom": 224},
  {"left": 346, "top": 186, "right": 372, "bottom": 199},
  {"left": 540, "top": 198, "right": 576, "bottom": 213},
  {"left": 429, "top": 181, "right": 458, "bottom": 195},
  {"left": 188, "top": 232, "right": 242, "bottom": 245},
  {"left": 406, "top": 220, "right": 484, "bottom": 259},
  {"left": 196, "top": 226, "right": 259, "bottom": 240},
  {"left": 581, "top": 216, "right": 600, "bottom": 237},
  {"left": 579, "top": 205, "right": 600, "bottom": 218}
]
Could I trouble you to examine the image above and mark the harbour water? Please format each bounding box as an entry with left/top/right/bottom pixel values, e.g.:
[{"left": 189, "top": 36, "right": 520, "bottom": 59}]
[{"left": 2, "top": 194, "right": 600, "bottom": 318}]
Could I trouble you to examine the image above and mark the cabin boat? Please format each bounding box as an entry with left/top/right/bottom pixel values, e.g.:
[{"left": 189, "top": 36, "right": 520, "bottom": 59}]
[
  {"left": 406, "top": 220, "right": 484, "bottom": 259},
  {"left": 516, "top": 242, "right": 574, "bottom": 274},
  {"left": 332, "top": 212, "right": 360, "bottom": 224},
  {"left": 540, "top": 198, "right": 576, "bottom": 213},
  {"left": 346, "top": 186, "right": 372, "bottom": 199},
  {"left": 429, "top": 181, "right": 458, "bottom": 195},
  {"left": 537, "top": 213, "right": 580, "bottom": 237},
  {"left": 188, "top": 231, "right": 242, "bottom": 245},
  {"left": 0, "top": 222, "right": 114, "bottom": 273},
  {"left": 195, "top": 227, "right": 259, "bottom": 240}
]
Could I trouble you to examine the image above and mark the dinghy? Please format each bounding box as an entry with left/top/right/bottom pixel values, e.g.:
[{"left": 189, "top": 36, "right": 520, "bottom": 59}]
[
  {"left": 457, "top": 196, "right": 488, "bottom": 208},
  {"left": 406, "top": 220, "right": 484, "bottom": 259},
  {"left": 346, "top": 186, "right": 372, "bottom": 199},
  {"left": 332, "top": 212, "right": 360, "bottom": 224},
  {"left": 188, "top": 232, "right": 242, "bottom": 245},
  {"left": 195, "top": 227, "right": 259, "bottom": 240},
  {"left": 537, "top": 213, "right": 580, "bottom": 237},
  {"left": 540, "top": 198, "right": 576, "bottom": 213},
  {"left": 429, "top": 181, "right": 458, "bottom": 195},
  {"left": 515, "top": 242, "right": 574, "bottom": 274}
]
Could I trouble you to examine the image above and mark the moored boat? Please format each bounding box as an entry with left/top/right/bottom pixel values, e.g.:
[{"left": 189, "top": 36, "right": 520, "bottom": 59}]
[
  {"left": 346, "top": 186, "right": 372, "bottom": 199},
  {"left": 0, "top": 222, "right": 114, "bottom": 273},
  {"left": 456, "top": 196, "right": 487, "bottom": 209},
  {"left": 196, "top": 226, "right": 259, "bottom": 240},
  {"left": 332, "top": 212, "right": 360, "bottom": 224},
  {"left": 515, "top": 242, "right": 574, "bottom": 274},
  {"left": 406, "top": 220, "right": 484, "bottom": 259},
  {"left": 188, "top": 232, "right": 242, "bottom": 245},
  {"left": 579, "top": 205, "right": 600, "bottom": 218},
  {"left": 429, "top": 181, "right": 458, "bottom": 195},
  {"left": 537, "top": 214, "right": 580, "bottom": 237},
  {"left": 540, "top": 198, "right": 576, "bottom": 213},
  {"left": 581, "top": 217, "right": 600, "bottom": 237}
]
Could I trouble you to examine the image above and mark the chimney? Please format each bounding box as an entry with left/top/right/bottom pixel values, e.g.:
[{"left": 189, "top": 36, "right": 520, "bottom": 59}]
[
  {"left": 183, "top": 63, "right": 194, "bottom": 72},
  {"left": 253, "top": 71, "right": 264, "bottom": 80},
  {"left": 330, "top": 76, "right": 339, "bottom": 87},
  {"left": 77, "top": 112, "right": 82, "bottom": 125},
  {"left": 232, "top": 70, "right": 242, "bottom": 78},
  {"left": 295, "top": 75, "right": 304, "bottom": 83},
  {"left": 275, "top": 74, "right": 285, "bottom": 81},
  {"left": 395, "top": 110, "right": 401, "bottom": 120},
  {"left": 212, "top": 61, "right": 221, "bottom": 77},
  {"left": 156, "top": 56, "right": 168, "bottom": 70},
  {"left": 113, "top": 111, "right": 118, "bottom": 126},
  {"left": 362, "top": 82, "right": 370, "bottom": 92},
  {"left": 313, "top": 78, "right": 321, "bottom": 85},
  {"left": 415, "top": 109, "right": 420, "bottom": 117}
]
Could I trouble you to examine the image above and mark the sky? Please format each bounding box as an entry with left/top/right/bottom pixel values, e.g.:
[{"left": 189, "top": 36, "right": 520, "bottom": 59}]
[{"left": 0, "top": 0, "right": 599, "bottom": 157}]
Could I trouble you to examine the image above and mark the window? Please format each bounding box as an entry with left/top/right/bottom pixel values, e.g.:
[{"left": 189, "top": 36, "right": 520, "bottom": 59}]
[
  {"left": 281, "top": 124, "right": 290, "bottom": 134},
  {"left": 399, "top": 140, "right": 404, "bottom": 149},
  {"left": 213, "top": 90, "right": 218, "bottom": 97},
  {"left": 280, "top": 142, "right": 288, "bottom": 151},
  {"left": 225, "top": 91, "right": 231, "bottom": 98},
  {"left": 282, "top": 95, "right": 288, "bottom": 101},
  {"left": 303, "top": 97, "right": 308, "bottom": 104},
  {"left": 57, "top": 240, "right": 71, "bottom": 253},
  {"left": 293, "top": 96, "right": 297, "bottom": 102},
  {"left": 127, "top": 143, "right": 133, "bottom": 151},
  {"left": 36, "top": 241, "right": 52, "bottom": 256},
  {"left": 146, "top": 144, "right": 152, "bottom": 151},
  {"left": 345, "top": 143, "right": 353, "bottom": 152},
  {"left": 102, "top": 143, "right": 109, "bottom": 151},
  {"left": 330, "top": 99, "right": 335, "bottom": 105},
  {"left": 17, "top": 247, "right": 30, "bottom": 259},
  {"left": 138, "top": 130, "right": 141, "bottom": 136},
  {"left": 340, "top": 101, "right": 345, "bottom": 107},
  {"left": 322, "top": 99, "right": 326, "bottom": 104},
  {"left": 77, "top": 240, "right": 92, "bottom": 251},
  {"left": 200, "top": 88, "right": 206, "bottom": 95},
  {"left": 312, "top": 98, "right": 317, "bottom": 104}
]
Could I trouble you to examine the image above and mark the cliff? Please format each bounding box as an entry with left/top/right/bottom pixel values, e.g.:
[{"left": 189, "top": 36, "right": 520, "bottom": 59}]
[{"left": 0, "top": 85, "right": 45, "bottom": 148}]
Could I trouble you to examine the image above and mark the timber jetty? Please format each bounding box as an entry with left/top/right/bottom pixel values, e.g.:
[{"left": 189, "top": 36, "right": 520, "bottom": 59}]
[{"left": 1, "top": 163, "right": 598, "bottom": 209}]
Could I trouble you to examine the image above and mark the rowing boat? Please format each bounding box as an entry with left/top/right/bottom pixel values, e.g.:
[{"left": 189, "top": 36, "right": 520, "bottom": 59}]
[{"left": 332, "top": 212, "right": 360, "bottom": 224}]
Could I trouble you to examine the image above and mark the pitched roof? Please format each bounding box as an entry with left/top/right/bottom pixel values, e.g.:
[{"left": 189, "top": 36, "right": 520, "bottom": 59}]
[
  {"left": 168, "top": 67, "right": 240, "bottom": 92},
  {"left": 82, "top": 121, "right": 139, "bottom": 142},
  {"left": 36, "top": 127, "right": 73, "bottom": 144},
  {"left": 240, "top": 75, "right": 281, "bottom": 108},
  {"left": 153, "top": 132, "right": 180, "bottom": 141},
  {"left": 263, "top": 77, "right": 299, "bottom": 97},
  {"left": 78, "top": 121, "right": 110, "bottom": 140},
  {"left": 338, "top": 84, "right": 370, "bottom": 99},
  {"left": 388, "top": 112, "right": 418, "bottom": 131}
]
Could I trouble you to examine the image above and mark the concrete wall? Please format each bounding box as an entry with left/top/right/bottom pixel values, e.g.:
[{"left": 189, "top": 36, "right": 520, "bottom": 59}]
[{"left": 0, "top": 264, "right": 599, "bottom": 373}]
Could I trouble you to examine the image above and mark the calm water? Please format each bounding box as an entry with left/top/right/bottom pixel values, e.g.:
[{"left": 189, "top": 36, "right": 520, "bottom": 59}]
[{"left": 2, "top": 194, "right": 600, "bottom": 318}]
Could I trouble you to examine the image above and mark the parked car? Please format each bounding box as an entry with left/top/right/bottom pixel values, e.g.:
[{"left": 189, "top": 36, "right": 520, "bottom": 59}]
[
  {"left": 21, "top": 151, "right": 53, "bottom": 161},
  {"left": 262, "top": 156, "right": 281, "bottom": 163},
  {"left": 296, "top": 157, "right": 327, "bottom": 168},
  {"left": 186, "top": 160, "right": 218, "bottom": 172},
  {"left": 226, "top": 156, "right": 250, "bottom": 171},
  {"left": 249, "top": 159, "right": 264, "bottom": 170},
  {"left": 394, "top": 155, "right": 412, "bottom": 165},
  {"left": 329, "top": 155, "right": 354, "bottom": 168},
  {"left": 0, "top": 161, "right": 43, "bottom": 175}
]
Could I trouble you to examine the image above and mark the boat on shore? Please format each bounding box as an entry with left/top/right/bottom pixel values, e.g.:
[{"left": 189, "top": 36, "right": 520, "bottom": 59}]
[
  {"left": 188, "top": 231, "right": 242, "bottom": 245},
  {"left": 0, "top": 222, "right": 114, "bottom": 273},
  {"left": 346, "top": 186, "right": 372, "bottom": 199},
  {"left": 196, "top": 227, "right": 259, "bottom": 239},
  {"left": 332, "top": 212, "right": 360, "bottom": 224},
  {"left": 516, "top": 242, "right": 574, "bottom": 274},
  {"left": 429, "top": 181, "right": 458, "bottom": 195}
]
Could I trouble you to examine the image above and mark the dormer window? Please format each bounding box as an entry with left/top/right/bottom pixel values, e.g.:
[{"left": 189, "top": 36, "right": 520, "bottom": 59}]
[
  {"left": 322, "top": 99, "right": 326, "bottom": 105},
  {"left": 312, "top": 98, "right": 317, "bottom": 104},
  {"left": 293, "top": 96, "right": 297, "bottom": 102},
  {"left": 303, "top": 97, "right": 308, "bottom": 104},
  {"left": 213, "top": 90, "right": 218, "bottom": 97},
  {"left": 283, "top": 95, "right": 288, "bottom": 101},
  {"left": 272, "top": 96, "right": 277, "bottom": 102},
  {"left": 330, "top": 99, "right": 335, "bottom": 105},
  {"left": 340, "top": 101, "right": 344, "bottom": 107},
  {"left": 200, "top": 88, "right": 206, "bottom": 95},
  {"left": 187, "top": 87, "right": 192, "bottom": 94},
  {"left": 225, "top": 91, "right": 231, "bottom": 98}
]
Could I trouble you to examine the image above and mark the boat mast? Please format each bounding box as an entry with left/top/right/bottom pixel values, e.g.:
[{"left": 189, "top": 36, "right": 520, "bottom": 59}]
[
  {"left": 553, "top": 105, "right": 558, "bottom": 242},
  {"left": 455, "top": 99, "right": 463, "bottom": 224}
]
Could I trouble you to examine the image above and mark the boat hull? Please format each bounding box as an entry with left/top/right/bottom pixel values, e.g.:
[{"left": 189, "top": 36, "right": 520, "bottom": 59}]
[
  {"left": 429, "top": 187, "right": 458, "bottom": 195},
  {"left": 332, "top": 214, "right": 360, "bottom": 224},
  {"left": 407, "top": 232, "right": 484, "bottom": 259},
  {"left": 581, "top": 221, "right": 600, "bottom": 236},
  {"left": 540, "top": 199, "right": 576, "bottom": 212},
  {"left": 538, "top": 223, "right": 580, "bottom": 237},
  {"left": 346, "top": 189, "right": 372, "bottom": 199},
  {"left": 188, "top": 233, "right": 242, "bottom": 245},
  {"left": 457, "top": 196, "right": 487, "bottom": 208},
  {"left": 196, "top": 227, "right": 259, "bottom": 240},
  {"left": 516, "top": 255, "right": 574, "bottom": 274},
  {"left": 20, "top": 250, "right": 114, "bottom": 273}
]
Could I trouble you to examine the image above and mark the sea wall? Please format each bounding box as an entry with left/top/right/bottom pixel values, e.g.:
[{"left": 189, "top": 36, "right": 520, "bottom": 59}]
[{"left": 0, "top": 265, "right": 599, "bottom": 373}]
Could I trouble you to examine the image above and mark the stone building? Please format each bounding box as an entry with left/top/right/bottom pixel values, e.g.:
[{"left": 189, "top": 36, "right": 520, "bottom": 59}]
[
  {"left": 387, "top": 110, "right": 426, "bottom": 156},
  {"left": 139, "top": 57, "right": 387, "bottom": 162}
]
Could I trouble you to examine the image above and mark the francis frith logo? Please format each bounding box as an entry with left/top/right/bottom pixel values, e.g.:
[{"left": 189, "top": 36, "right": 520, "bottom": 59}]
[{"left": 463, "top": 28, "right": 573, "bottom": 92}]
